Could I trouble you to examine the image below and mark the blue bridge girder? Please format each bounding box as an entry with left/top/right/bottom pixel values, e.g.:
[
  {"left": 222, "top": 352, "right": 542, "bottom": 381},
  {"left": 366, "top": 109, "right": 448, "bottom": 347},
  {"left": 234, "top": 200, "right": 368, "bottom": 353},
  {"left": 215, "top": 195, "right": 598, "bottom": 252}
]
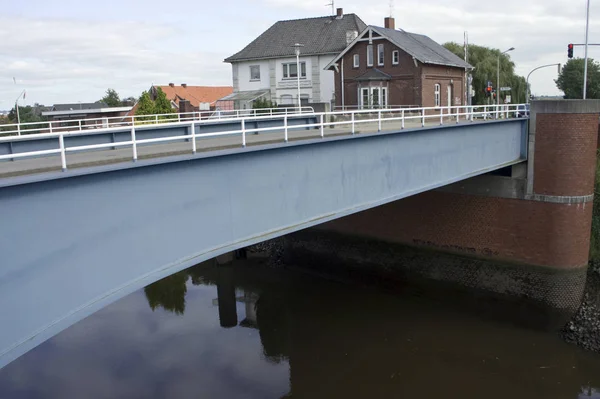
[{"left": 0, "top": 119, "right": 527, "bottom": 369}]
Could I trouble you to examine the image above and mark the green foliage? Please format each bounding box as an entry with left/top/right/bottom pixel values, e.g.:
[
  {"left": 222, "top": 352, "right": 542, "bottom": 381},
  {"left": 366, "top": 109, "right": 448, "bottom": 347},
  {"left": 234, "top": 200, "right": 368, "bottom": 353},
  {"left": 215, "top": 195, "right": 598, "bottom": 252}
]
[
  {"left": 555, "top": 58, "right": 600, "bottom": 99},
  {"left": 252, "top": 98, "right": 277, "bottom": 109},
  {"left": 1, "top": 105, "right": 48, "bottom": 134},
  {"left": 101, "top": 88, "right": 121, "bottom": 107},
  {"left": 134, "top": 88, "right": 176, "bottom": 123},
  {"left": 443, "top": 42, "right": 526, "bottom": 105}
]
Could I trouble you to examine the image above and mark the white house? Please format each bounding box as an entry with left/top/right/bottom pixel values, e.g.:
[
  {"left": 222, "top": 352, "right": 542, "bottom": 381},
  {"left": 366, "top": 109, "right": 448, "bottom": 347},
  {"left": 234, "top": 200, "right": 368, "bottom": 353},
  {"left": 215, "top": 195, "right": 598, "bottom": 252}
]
[{"left": 222, "top": 8, "right": 366, "bottom": 109}]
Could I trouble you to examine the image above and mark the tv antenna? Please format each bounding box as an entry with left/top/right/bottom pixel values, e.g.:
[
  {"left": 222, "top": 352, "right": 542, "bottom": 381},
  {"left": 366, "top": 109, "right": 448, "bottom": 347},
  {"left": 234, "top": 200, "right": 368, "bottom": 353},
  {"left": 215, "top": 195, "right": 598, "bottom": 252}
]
[
  {"left": 388, "top": 0, "right": 394, "bottom": 17},
  {"left": 326, "top": 0, "right": 334, "bottom": 15}
]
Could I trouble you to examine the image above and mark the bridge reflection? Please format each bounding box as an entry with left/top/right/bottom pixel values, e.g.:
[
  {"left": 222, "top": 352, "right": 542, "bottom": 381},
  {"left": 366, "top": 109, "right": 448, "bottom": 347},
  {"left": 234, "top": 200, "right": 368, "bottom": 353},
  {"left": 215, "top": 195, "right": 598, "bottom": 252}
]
[{"left": 142, "top": 259, "right": 600, "bottom": 398}]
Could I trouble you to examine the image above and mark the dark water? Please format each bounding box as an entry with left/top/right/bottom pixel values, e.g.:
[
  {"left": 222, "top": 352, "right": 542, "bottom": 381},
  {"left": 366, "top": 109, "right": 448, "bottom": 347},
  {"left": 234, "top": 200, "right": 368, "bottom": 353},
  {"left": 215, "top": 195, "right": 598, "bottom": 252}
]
[{"left": 2, "top": 256, "right": 600, "bottom": 399}]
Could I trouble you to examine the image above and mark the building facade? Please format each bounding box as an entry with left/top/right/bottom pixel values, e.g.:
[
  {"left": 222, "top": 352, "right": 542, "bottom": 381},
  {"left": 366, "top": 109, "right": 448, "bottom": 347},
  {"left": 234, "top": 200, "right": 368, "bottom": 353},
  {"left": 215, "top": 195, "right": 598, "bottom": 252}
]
[
  {"left": 326, "top": 18, "right": 472, "bottom": 110},
  {"left": 223, "top": 9, "right": 366, "bottom": 109}
]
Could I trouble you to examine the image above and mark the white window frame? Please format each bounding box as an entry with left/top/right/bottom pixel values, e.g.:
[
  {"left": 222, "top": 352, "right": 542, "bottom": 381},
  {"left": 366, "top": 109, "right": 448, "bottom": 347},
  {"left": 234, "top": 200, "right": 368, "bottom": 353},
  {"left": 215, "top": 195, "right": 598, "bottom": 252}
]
[
  {"left": 282, "top": 62, "right": 307, "bottom": 79},
  {"left": 392, "top": 50, "right": 399, "bottom": 65},
  {"left": 353, "top": 54, "right": 359, "bottom": 68},
  {"left": 249, "top": 65, "right": 260, "bottom": 81},
  {"left": 360, "top": 86, "right": 388, "bottom": 109},
  {"left": 377, "top": 44, "right": 384, "bottom": 66},
  {"left": 367, "top": 45, "right": 373, "bottom": 67},
  {"left": 434, "top": 84, "right": 441, "bottom": 107}
]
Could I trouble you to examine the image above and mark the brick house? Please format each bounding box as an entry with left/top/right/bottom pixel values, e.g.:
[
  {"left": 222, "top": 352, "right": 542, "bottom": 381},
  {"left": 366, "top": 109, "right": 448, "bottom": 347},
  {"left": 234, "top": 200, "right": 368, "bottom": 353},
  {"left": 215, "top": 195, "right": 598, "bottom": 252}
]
[
  {"left": 150, "top": 84, "right": 233, "bottom": 113},
  {"left": 325, "top": 17, "right": 472, "bottom": 110}
]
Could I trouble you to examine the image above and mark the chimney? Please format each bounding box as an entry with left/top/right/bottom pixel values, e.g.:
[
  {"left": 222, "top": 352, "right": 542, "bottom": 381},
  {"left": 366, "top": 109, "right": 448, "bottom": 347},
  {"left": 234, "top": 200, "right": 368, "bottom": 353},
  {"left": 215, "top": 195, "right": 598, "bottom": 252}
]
[
  {"left": 181, "top": 83, "right": 187, "bottom": 88},
  {"left": 336, "top": 8, "right": 343, "bottom": 18},
  {"left": 169, "top": 83, "right": 175, "bottom": 87},
  {"left": 384, "top": 17, "right": 395, "bottom": 30}
]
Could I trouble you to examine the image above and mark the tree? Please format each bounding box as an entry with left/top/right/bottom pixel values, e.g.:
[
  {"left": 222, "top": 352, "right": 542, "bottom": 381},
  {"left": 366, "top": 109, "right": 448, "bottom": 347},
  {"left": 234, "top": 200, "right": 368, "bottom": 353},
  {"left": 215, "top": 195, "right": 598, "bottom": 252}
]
[
  {"left": 153, "top": 87, "right": 174, "bottom": 115},
  {"left": 555, "top": 58, "right": 600, "bottom": 99},
  {"left": 443, "top": 42, "right": 527, "bottom": 105},
  {"left": 100, "top": 88, "right": 121, "bottom": 107}
]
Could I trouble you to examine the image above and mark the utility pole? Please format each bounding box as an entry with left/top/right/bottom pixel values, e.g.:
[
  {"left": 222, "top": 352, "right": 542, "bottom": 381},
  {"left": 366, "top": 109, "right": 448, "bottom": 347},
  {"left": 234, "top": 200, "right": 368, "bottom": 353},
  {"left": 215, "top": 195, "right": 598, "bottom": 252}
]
[{"left": 584, "top": 0, "right": 591, "bottom": 99}]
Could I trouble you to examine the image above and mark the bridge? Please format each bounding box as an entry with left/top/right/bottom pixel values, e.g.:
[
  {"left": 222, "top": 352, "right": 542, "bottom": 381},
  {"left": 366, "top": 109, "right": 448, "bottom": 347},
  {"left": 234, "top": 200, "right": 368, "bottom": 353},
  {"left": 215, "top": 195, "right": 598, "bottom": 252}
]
[{"left": 0, "top": 101, "right": 564, "bottom": 369}]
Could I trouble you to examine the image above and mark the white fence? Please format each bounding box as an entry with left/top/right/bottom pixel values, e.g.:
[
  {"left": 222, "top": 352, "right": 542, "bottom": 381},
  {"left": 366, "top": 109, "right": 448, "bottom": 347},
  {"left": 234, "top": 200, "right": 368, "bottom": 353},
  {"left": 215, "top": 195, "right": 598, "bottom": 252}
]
[
  {"left": 0, "top": 104, "right": 528, "bottom": 172},
  {"left": 0, "top": 106, "right": 316, "bottom": 137}
]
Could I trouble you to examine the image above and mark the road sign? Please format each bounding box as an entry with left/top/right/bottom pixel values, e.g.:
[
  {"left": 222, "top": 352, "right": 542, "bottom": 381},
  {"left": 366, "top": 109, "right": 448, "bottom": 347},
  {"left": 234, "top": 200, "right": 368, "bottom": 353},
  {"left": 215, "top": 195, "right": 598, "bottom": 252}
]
[{"left": 500, "top": 87, "right": 511, "bottom": 92}]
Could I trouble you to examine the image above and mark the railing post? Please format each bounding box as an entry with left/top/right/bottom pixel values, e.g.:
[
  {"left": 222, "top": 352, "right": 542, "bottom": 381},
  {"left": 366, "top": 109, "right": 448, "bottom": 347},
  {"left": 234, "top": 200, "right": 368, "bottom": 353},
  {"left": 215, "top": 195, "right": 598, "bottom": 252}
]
[
  {"left": 155, "top": 115, "right": 158, "bottom": 124},
  {"left": 421, "top": 109, "right": 425, "bottom": 127},
  {"left": 401, "top": 109, "right": 405, "bottom": 129},
  {"left": 191, "top": 122, "right": 196, "bottom": 154},
  {"left": 284, "top": 115, "right": 288, "bottom": 142},
  {"left": 49, "top": 121, "right": 53, "bottom": 134},
  {"left": 470, "top": 106, "right": 474, "bottom": 122},
  {"left": 78, "top": 120, "right": 82, "bottom": 131},
  {"left": 439, "top": 107, "right": 443, "bottom": 125},
  {"left": 59, "top": 134, "right": 67, "bottom": 171},
  {"left": 320, "top": 114, "right": 324, "bottom": 138},
  {"left": 178, "top": 113, "right": 181, "bottom": 123},
  {"left": 131, "top": 125, "right": 137, "bottom": 162},
  {"left": 241, "top": 119, "right": 246, "bottom": 147},
  {"left": 351, "top": 112, "right": 355, "bottom": 134},
  {"left": 456, "top": 107, "right": 460, "bottom": 124},
  {"left": 378, "top": 110, "right": 382, "bottom": 132},
  {"left": 484, "top": 106, "right": 487, "bottom": 121}
]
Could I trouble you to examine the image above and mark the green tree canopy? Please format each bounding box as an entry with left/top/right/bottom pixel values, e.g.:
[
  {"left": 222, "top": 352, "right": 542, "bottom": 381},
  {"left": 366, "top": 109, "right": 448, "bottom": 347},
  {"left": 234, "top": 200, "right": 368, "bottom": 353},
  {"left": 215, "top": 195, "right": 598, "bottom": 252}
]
[
  {"left": 443, "top": 42, "right": 526, "bottom": 105},
  {"left": 134, "top": 88, "right": 174, "bottom": 122},
  {"left": 555, "top": 58, "right": 600, "bottom": 99},
  {"left": 100, "top": 88, "right": 121, "bottom": 107}
]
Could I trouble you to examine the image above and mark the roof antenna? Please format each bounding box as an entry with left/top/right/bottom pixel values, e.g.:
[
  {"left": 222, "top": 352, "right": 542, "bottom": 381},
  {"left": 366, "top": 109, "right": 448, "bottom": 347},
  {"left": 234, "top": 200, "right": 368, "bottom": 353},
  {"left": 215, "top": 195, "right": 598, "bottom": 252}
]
[
  {"left": 388, "top": 0, "right": 394, "bottom": 17},
  {"left": 326, "top": 0, "right": 334, "bottom": 15}
]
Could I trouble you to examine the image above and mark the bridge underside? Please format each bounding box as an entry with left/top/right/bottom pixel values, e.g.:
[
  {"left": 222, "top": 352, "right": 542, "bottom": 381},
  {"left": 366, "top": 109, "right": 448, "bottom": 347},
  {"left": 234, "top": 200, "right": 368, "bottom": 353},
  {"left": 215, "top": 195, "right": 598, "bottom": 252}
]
[{"left": 0, "top": 120, "right": 526, "bottom": 368}]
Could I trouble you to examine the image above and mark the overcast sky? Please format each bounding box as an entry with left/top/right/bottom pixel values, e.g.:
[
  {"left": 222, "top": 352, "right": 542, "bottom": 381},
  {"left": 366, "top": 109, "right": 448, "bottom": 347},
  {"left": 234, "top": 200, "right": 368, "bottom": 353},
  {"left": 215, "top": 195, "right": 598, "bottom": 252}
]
[{"left": 0, "top": 0, "right": 597, "bottom": 109}]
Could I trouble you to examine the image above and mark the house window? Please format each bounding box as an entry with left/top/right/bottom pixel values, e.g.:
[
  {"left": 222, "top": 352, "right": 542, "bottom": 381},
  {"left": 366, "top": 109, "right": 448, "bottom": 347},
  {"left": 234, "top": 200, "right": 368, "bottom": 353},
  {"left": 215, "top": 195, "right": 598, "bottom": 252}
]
[
  {"left": 280, "top": 94, "right": 293, "bottom": 105},
  {"left": 250, "top": 65, "right": 260, "bottom": 81},
  {"left": 367, "top": 45, "right": 373, "bottom": 67},
  {"left": 300, "top": 94, "right": 310, "bottom": 106},
  {"left": 283, "top": 62, "right": 306, "bottom": 79},
  {"left": 377, "top": 44, "right": 384, "bottom": 66},
  {"left": 392, "top": 50, "right": 399, "bottom": 65},
  {"left": 360, "top": 86, "right": 388, "bottom": 109},
  {"left": 434, "top": 84, "right": 441, "bottom": 107},
  {"left": 353, "top": 54, "right": 359, "bottom": 68}
]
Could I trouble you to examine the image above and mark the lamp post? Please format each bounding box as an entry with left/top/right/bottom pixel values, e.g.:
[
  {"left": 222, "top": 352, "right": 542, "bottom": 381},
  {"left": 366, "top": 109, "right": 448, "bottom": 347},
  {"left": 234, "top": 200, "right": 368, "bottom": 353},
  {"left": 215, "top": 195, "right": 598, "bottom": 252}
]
[
  {"left": 584, "top": 0, "right": 591, "bottom": 99},
  {"left": 292, "top": 43, "right": 304, "bottom": 112},
  {"left": 497, "top": 47, "right": 515, "bottom": 108},
  {"left": 14, "top": 89, "right": 26, "bottom": 135},
  {"left": 526, "top": 63, "right": 561, "bottom": 104}
]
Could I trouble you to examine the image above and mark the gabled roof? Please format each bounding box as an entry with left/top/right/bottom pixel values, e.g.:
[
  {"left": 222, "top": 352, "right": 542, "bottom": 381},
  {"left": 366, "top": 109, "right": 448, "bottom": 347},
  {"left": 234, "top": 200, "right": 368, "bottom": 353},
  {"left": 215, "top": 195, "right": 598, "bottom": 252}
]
[
  {"left": 224, "top": 13, "right": 366, "bottom": 63},
  {"left": 326, "top": 26, "right": 472, "bottom": 70},
  {"left": 354, "top": 68, "right": 392, "bottom": 81},
  {"left": 153, "top": 85, "right": 233, "bottom": 108}
]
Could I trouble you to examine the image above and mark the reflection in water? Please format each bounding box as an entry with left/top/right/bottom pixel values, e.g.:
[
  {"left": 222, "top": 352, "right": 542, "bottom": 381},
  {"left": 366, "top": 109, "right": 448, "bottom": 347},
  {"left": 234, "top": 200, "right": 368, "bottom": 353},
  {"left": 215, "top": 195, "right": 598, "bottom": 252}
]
[{"left": 2, "top": 257, "right": 600, "bottom": 398}]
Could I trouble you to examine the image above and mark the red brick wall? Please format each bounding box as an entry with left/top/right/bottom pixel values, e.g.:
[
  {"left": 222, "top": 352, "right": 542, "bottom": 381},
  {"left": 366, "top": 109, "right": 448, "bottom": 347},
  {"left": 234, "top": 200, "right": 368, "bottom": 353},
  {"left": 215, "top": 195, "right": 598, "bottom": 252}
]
[
  {"left": 317, "top": 192, "right": 592, "bottom": 269},
  {"left": 421, "top": 64, "right": 464, "bottom": 109},
  {"left": 534, "top": 113, "right": 598, "bottom": 196}
]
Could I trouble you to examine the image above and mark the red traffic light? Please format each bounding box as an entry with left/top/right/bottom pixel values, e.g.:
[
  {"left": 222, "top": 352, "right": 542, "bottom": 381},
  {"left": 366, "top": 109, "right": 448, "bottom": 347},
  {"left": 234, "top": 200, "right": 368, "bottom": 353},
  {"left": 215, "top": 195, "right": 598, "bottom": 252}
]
[
  {"left": 569, "top": 44, "right": 573, "bottom": 49},
  {"left": 568, "top": 43, "right": 574, "bottom": 59}
]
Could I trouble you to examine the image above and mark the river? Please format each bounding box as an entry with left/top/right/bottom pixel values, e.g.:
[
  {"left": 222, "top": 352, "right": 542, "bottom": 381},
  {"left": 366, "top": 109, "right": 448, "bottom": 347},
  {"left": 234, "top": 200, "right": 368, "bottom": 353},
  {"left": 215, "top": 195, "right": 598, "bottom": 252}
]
[{"left": 1, "top": 255, "right": 600, "bottom": 398}]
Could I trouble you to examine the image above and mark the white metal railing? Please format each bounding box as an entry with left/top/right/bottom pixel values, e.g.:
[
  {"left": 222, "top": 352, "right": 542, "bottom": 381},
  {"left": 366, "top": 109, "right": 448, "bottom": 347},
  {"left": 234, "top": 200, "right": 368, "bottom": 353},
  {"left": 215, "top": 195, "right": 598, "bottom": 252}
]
[
  {"left": 0, "top": 104, "right": 528, "bottom": 172},
  {"left": 0, "top": 106, "right": 316, "bottom": 137}
]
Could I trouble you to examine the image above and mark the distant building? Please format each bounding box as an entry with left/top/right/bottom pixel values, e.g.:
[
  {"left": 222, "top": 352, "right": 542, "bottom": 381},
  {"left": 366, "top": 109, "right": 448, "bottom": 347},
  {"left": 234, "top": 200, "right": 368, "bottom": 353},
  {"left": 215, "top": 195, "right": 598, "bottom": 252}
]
[
  {"left": 150, "top": 84, "right": 233, "bottom": 113},
  {"left": 223, "top": 8, "right": 366, "bottom": 109},
  {"left": 42, "top": 102, "right": 132, "bottom": 127},
  {"left": 325, "top": 17, "right": 472, "bottom": 110}
]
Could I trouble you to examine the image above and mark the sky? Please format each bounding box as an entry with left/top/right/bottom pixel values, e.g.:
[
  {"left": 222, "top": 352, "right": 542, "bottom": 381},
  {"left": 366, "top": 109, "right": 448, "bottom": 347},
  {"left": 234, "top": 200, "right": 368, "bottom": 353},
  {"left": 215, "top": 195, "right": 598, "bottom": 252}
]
[{"left": 0, "top": 0, "right": 597, "bottom": 109}]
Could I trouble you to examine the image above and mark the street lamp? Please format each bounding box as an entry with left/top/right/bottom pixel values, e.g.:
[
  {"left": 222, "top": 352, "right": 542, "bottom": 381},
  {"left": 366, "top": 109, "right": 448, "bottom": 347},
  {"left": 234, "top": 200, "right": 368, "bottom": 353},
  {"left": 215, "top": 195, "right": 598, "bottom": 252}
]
[
  {"left": 292, "top": 43, "right": 304, "bottom": 112},
  {"left": 14, "top": 89, "right": 26, "bottom": 136},
  {"left": 526, "top": 63, "right": 561, "bottom": 104},
  {"left": 497, "top": 47, "right": 515, "bottom": 108},
  {"left": 584, "top": 0, "right": 591, "bottom": 99}
]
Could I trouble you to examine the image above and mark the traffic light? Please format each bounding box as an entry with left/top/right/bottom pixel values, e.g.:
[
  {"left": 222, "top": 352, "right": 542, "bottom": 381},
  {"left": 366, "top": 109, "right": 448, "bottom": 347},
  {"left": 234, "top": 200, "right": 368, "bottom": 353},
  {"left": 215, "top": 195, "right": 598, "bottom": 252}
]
[
  {"left": 568, "top": 43, "right": 574, "bottom": 59},
  {"left": 485, "top": 83, "right": 493, "bottom": 97}
]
